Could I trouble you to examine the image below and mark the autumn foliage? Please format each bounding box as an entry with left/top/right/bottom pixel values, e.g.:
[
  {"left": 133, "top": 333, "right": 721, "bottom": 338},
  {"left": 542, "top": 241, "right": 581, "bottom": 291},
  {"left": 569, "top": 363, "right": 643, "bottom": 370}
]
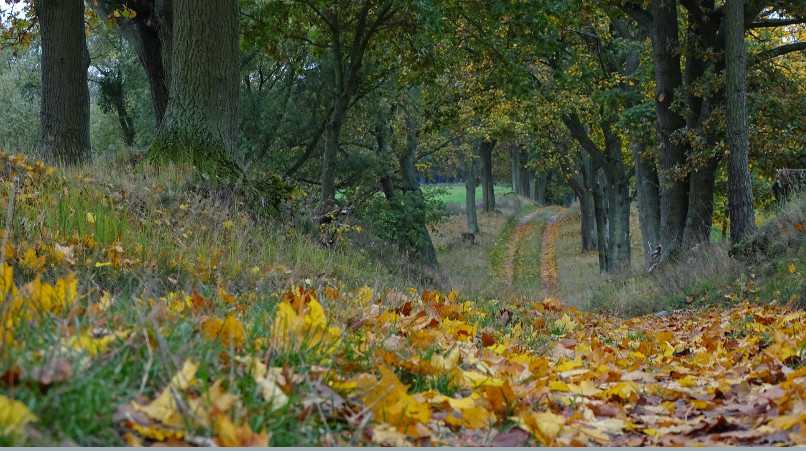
[{"left": 1, "top": 153, "right": 806, "bottom": 446}]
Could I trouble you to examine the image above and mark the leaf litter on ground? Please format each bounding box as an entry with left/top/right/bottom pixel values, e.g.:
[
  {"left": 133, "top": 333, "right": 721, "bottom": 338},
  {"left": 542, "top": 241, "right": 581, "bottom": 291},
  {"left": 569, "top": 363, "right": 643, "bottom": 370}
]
[{"left": 1, "top": 152, "right": 806, "bottom": 446}]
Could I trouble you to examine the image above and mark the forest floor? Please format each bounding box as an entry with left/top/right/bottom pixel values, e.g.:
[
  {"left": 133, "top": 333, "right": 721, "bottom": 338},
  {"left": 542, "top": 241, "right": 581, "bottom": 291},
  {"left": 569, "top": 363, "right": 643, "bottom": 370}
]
[{"left": 1, "top": 153, "right": 806, "bottom": 446}]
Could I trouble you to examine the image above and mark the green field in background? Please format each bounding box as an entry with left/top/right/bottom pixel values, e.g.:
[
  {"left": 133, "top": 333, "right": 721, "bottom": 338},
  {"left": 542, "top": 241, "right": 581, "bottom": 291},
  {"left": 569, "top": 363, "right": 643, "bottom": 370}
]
[{"left": 425, "top": 184, "right": 516, "bottom": 205}]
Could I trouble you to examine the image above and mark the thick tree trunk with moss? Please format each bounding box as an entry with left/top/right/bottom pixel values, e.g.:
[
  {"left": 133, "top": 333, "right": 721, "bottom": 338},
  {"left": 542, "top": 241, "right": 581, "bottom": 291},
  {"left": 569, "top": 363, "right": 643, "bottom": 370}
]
[
  {"left": 148, "top": 0, "right": 241, "bottom": 180},
  {"left": 399, "top": 113, "right": 439, "bottom": 268},
  {"left": 479, "top": 139, "right": 496, "bottom": 212},
  {"left": 36, "top": 0, "right": 91, "bottom": 165}
]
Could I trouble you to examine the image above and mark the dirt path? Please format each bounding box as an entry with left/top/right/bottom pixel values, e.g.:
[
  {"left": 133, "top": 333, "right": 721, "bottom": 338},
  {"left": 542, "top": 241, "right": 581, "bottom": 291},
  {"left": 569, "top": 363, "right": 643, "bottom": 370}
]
[
  {"left": 539, "top": 212, "right": 562, "bottom": 294},
  {"left": 501, "top": 210, "right": 540, "bottom": 291}
]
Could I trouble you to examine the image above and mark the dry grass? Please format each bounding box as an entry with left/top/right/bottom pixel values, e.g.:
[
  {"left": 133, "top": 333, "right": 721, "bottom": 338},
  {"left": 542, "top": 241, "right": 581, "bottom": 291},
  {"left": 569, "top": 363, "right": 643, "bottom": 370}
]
[{"left": 431, "top": 210, "right": 510, "bottom": 298}]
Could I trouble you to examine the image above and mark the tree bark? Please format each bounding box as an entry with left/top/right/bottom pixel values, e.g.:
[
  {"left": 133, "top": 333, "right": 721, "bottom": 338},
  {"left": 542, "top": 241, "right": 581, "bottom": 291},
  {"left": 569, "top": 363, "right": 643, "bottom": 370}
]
[
  {"left": 479, "top": 139, "right": 496, "bottom": 212},
  {"left": 36, "top": 0, "right": 91, "bottom": 165},
  {"left": 725, "top": 0, "right": 757, "bottom": 245},
  {"left": 148, "top": 0, "right": 241, "bottom": 179},
  {"left": 535, "top": 172, "right": 547, "bottom": 206},
  {"left": 684, "top": 157, "right": 719, "bottom": 244},
  {"left": 580, "top": 190, "right": 597, "bottom": 252},
  {"left": 376, "top": 106, "right": 439, "bottom": 269},
  {"left": 632, "top": 142, "right": 661, "bottom": 264},
  {"left": 519, "top": 147, "right": 530, "bottom": 196},
  {"left": 605, "top": 176, "right": 632, "bottom": 273},
  {"left": 511, "top": 145, "right": 521, "bottom": 194},
  {"left": 650, "top": 0, "right": 689, "bottom": 262},
  {"left": 592, "top": 173, "right": 608, "bottom": 273},
  {"left": 463, "top": 148, "right": 480, "bottom": 235}
]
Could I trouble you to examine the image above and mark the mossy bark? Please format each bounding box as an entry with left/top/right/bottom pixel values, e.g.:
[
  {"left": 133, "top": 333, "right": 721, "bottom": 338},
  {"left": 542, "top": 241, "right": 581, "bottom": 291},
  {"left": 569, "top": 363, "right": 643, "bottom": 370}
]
[{"left": 148, "top": 0, "right": 241, "bottom": 182}]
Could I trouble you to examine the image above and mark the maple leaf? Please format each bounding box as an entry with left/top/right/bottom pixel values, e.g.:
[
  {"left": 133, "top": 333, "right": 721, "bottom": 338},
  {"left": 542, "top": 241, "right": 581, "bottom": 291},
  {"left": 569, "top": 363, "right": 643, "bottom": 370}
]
[
  {"left": 213, "top": 413, "right": 270, "bottom": 446},
  {"left": 520, "top": 410, "right": 565, "bottom": 445},
  {"left": 0, "top": 395, "right": 38, "bottom": 436},
  {"left": 19, "top": 248, "right": 45, "bottom": 272},
  {"left": 355, "top": 367, "right": 431, "bottom": 437}
]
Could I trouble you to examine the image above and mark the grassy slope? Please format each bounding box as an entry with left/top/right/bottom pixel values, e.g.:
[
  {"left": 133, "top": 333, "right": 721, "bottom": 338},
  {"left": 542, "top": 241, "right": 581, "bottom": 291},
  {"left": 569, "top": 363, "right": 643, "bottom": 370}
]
[{"left": 2, "top": 152, "right": 805, "bottom": 446}]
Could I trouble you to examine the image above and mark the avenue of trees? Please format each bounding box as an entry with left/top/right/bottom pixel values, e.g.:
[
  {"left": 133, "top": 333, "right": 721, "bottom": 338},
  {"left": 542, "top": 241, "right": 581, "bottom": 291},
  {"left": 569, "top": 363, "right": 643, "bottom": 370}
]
[{"left": 1, "top": 0, "right": 805, "bottom": 275}]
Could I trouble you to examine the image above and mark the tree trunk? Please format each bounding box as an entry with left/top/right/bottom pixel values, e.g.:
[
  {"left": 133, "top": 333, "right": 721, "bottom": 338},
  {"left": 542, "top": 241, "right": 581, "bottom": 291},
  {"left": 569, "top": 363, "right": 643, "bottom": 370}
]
[
  {"left": 36, "top": 0, "right": 91, "bottom": 165},
  {"left": 528, "top": 170, "right": 537, "bottom": 200},
  {"left": 400, "top": 111, "right": 439, "bottom": 268},
  {"left": 115, "top": 93, "right": 137, "bottom": 146},
  {"left": 511, "top": 146, "right": 521, "bottom": 195},
  {"left": 377, "top": 106, "right": 439, "bottom": 269},
  {"left": 148, "top": 0, "right": 241, "bottom": 180},
  {"left": 592, "top": 175, "right": 608, "bottom": 273},
  {"left": 479, "top": 139, "right": 496, "bottom": 212},
  {"left": 684, "top": 157, "right": 718, "bottom": 244},
  {"left": 725, "top": 0, "right": 757, "bottom": 245},
  {"left": 650, "top": 0, "right": 689, "bottom": 262},
  {"left": 605, "top": 177, "right": 632, "bottom": 274},
  {"left": 632, "top": 142, "right": 661, "bottom": 264},
  {"left": 535, "top": 173, "right": 547, "bottom": 206},
  {"left": 580, "top": 190, "right": 597, "bottom": 252},
  {"left": 519, "top": 147, "right": 530, "bottom": 196},
  {"left": 463, "top": 149, "right": 480, "bottom": 235},
  {"left": 91, "top": 0, "right": 170, "bottom": 125}
]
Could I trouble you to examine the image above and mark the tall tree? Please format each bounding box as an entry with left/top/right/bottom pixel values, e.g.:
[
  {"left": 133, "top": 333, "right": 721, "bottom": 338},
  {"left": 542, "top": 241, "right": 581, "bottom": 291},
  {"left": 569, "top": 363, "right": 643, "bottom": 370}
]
[
  {"left": 35, "top": 0, "right": 91, "bottom": 165},
  {"left": 90, "top": 0, "right": 171, "bottom": 126},
  {"left": 148, "top": 0, "right": 241, "bottom": 178},
  {"left": 479, "top": 139, "right": 496, "bottom": 212},
  {"left": 725, "top": 0, "right": 756, "bottom": 244}
]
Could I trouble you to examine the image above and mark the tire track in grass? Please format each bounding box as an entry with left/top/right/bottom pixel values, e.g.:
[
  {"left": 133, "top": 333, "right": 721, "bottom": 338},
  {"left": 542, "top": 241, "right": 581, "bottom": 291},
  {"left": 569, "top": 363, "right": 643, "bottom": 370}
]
[
  {"left": 539, "top": 212, "right": 562, "bottom": 294},
  {"left": 501, "top": 210, "right": 540, "bottom": 291}
]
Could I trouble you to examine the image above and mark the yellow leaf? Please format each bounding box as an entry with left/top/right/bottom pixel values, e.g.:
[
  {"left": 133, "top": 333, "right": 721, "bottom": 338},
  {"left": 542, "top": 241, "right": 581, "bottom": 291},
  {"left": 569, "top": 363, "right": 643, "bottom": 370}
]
[
  {"left": 644, "top": 428, "right": 661, "bottom": 438},
  {"left": 550, "top": 380, "right": 570, "bottom": 391},
  {"left": 222, "top": 220, "right": 233, "bottom": 230},
  {"left": 0, "top": 395, "right": 38, "bottom": 436},
  {"left": 521, "top": 411, "right": 565, "bottom": 445},
  {"left": 356, "top": 367, "right": 431, "bottom": 436},
  {"left": 129, "top": 423, "right": 184, "bottom": 442},
  {"left": 86, "top": 212, "right": 96, "bottom": 224},
  {"left": 569, "top": 380, "right": 602, "bottom": 396},
  {"left": 0, "top": 262, "right": 16, "bottom": 301},
  {"left": 677, "top": 375, "right": 698, "bottom": 387},
  {"left": 789, "top": 263, "right": 796, "bottom": 274},
  {"left": 132, "top": 389, "right": 181, "bottom": 427},
  {"left": 353, "top": 285, "right": 374, "bottom": 304},
  {"left": 431, "top": 347, "right": 461, "bottom": 371},
  {"left": 446, "top": 406, "right": 494, "bottom": 429},
  {"left": 553, "top": 313, "right": 577, "bottom": 332},
  {"left": 21, "top": 248, "right": 45, "bottom": 272},
  {"left": 95, "top": 261, "right": 112, "bottom": 268},
  {"left": 170, "top": 359, "right": 198, "bottom": 390},
  {"left": 255, "top": 368, "right": 290, "bottom": 410},
  {"left": 556, "top": 355, "right": 583, "bottom": 372}
]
